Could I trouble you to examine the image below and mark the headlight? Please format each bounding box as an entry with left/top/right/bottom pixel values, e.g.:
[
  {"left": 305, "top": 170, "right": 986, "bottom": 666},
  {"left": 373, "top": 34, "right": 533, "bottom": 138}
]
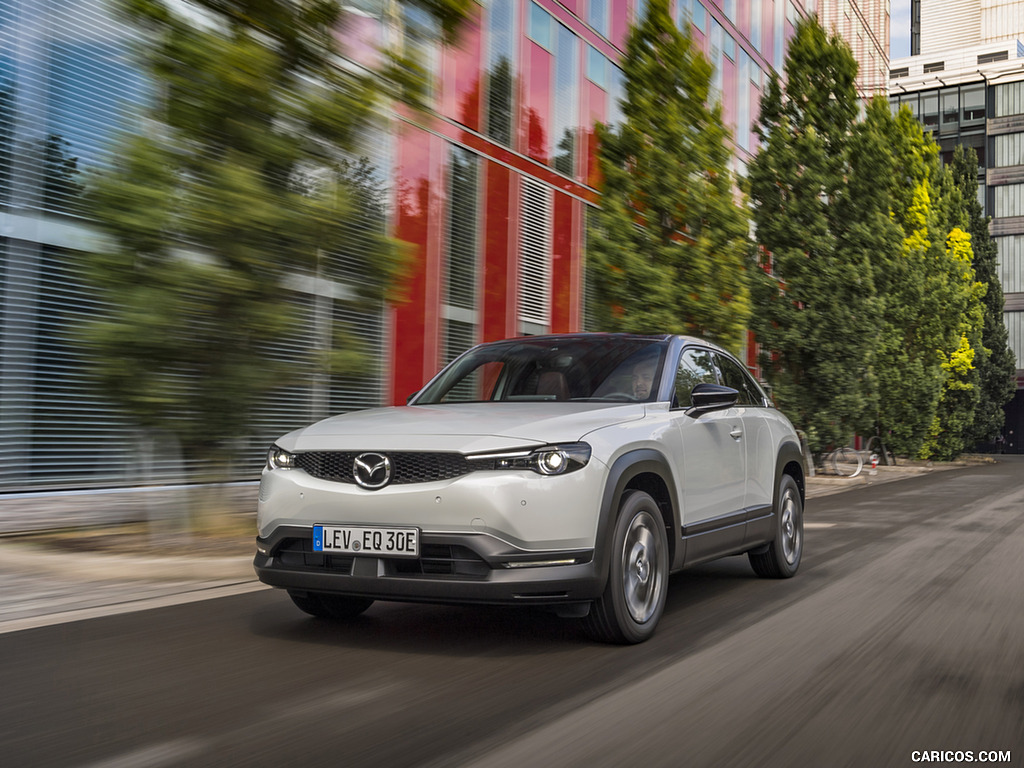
[
  {"left": 267, "top": 444, "right": 296, "bottom": 470},
  {"left": 469, "top": 443, "right": 591, "bottom": 476}
]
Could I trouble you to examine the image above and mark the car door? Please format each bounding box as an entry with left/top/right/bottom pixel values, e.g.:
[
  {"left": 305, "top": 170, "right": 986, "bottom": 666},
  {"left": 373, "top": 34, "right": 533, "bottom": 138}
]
[
  {"left": 714, "top": 353, "right": 775, "bottom": 535},
  {"left": 671, "top": 347, "right": 747, "bottom": 561}
]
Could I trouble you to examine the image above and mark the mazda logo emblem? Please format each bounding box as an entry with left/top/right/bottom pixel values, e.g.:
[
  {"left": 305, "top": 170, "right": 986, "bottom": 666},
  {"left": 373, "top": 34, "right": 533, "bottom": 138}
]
[{"left": 353, "top": 452, "right": 392, "bottom": 490}]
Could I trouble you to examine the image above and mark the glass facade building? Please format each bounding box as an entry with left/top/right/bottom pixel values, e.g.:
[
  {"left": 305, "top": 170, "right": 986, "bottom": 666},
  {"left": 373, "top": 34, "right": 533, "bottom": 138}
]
[{"left": 0, "top": 0, "right": 813, "bottom": 490}]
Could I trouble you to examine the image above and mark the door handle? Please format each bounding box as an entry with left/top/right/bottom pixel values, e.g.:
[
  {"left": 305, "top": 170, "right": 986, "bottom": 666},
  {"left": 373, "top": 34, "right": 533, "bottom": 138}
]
[{"left": 730, "top": 428, "right": 743, "bottom": 440}]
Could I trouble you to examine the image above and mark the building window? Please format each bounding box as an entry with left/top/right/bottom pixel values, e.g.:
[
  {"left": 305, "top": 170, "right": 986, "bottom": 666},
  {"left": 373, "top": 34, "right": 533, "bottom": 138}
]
[
  {"left": 923, "top": 61, "right": 944, "bottom": 74},
  {"left": 0, "top": 0, "right": 146, "bottom": 216},
  {"left": 588, "top": 0, "right": 609, "bottom": 37},
  {"left": 994, "top": 134, "right": 1024, "bottom": 168},
  {"left": 890, "top": 67, "right": 909, "bottom": 79},
  {"left": 608, "top": 62, "right": 625, "bottom": 127},
  {"left": 528, "top": 2, "right": 554, "bottom": 51},
  {"left": 994, "top": 183, "right": 1024, "bottom": 219},
  {"left": 941, "top": 88, "right": 959, "bottom": 134},
  {"left": 737, "top": 51, "right": 752, "bottom": 152},
  {"left": 961, "top": 84, "right": 985, "bottom": 125},
  {"left": 586, "top": 44, "right": 608, "bottom": 89},
  {"left": 678, "top": 0, "right": 691, "bottom": 26},
  {"left": 710, "top": 18, "right": 724, "bottom": 97},
  {"left": 693, "top": 0, "right": 707, "bottom": 33},
  {"left": 750, "top": 0, "right": 762, "bottom": 51},
  {"left": 921, "top": 91, "right": 939, "bottom": 130},
  {"left": 553, "top": 23, "right": 578, "bottom": 176},
  {"left": 635, "top": 0, "right": 649, "bottom": 24},
  {"left": 995, "top": 235, "right": 1024, "bottom": 293},
  {"left": 485, "top": 0, "right": 516, "bottom": 147},
  {"left": 979, "top": 50, "right": 1009, "bottom": 65},
  {"left": 995, "top": 82, "right": 1024, "bottom": 118}
]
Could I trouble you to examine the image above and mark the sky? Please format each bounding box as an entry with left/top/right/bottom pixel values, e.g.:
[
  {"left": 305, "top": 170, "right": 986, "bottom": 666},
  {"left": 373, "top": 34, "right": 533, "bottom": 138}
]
[{"left": 890, "top": 0, "right": 911, "bottom": 59}]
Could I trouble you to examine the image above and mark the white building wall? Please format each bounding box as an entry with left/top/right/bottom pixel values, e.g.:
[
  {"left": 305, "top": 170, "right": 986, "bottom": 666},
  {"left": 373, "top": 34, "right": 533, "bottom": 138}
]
[
  {"left": 818, "top": 0, "right": 890, "bottom": 96},
  {"left": 981, "top": 0, "right": 1024, "bottom": 44},
  {"left": 920, "top": 0, "right": 980, "bottom": 55}
]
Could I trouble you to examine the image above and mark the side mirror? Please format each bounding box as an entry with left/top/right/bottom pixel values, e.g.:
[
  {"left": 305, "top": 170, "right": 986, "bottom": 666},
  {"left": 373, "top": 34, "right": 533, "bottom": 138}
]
[
  {"left": 406, "top": 391, "right": 420, "bottom": 405},
  {"left": 685, "top": 383, "right": 739, "bottom": 417}
]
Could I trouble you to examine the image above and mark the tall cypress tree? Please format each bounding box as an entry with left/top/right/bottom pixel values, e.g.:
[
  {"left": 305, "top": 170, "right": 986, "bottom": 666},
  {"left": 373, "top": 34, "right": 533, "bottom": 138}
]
[
  {"left": 588, "top": 0, "right": 750, "bottom": 353},
  {"left": 864, "top": 105, "right": 973, "bottom": 457},
  {"left": 950, "top": 145, "right": 1017, "bottom": 446},
  {"left": 747, "top": 18, "right": 874, "bottom": 454}
]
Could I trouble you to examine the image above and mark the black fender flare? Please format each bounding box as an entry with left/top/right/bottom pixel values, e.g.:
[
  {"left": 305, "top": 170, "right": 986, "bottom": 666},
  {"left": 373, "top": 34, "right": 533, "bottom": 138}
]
[
  {"left": 774, "top": 439, "right": 806, "bottom": 508},
  {"left": 746, "top": 439, "right": 805, "bottom": 557},
  {"left": 593, "top": 449, "right": 682, "bottom": 586}
]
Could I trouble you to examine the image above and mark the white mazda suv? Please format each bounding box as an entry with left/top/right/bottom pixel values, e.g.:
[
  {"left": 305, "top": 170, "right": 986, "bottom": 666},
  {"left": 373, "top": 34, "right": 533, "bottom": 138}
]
[{"left": 254, "top": 333, "right": 805, "bottom": 643}]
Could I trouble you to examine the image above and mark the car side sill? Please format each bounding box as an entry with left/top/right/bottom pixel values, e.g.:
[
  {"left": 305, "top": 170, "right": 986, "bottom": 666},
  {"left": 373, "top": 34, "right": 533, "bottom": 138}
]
[{"left": 679, "top": 504, "right": 775, "bottom": 567}]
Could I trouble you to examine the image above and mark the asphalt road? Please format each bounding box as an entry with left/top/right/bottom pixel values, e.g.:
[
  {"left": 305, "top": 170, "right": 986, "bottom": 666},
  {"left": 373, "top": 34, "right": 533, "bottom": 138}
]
[{"left": 2, "top": 458, "right": 1022, "bottom": 768}]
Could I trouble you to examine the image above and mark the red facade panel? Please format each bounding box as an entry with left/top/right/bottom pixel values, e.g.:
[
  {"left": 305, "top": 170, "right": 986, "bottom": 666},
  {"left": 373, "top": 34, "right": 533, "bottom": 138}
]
[
  {"left": 583, "top": 79, "right": 607, "bottom": 188},
  {"left": 391, "top": 124, "right": 444, "bottom": 404},
  {"left": 551, "top": 191, "right": 581, "bottom": 331},
  {"left": 482, "top": 161, "right": 518, "bottom": 342}
]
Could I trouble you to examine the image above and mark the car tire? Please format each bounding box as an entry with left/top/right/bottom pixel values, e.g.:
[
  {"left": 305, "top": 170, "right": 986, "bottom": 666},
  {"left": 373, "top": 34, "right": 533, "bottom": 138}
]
[
  {"left": 288, "top": 590, "right": 374, "bottom": 619},
  {"left": 584, "top": 490, "right": 669, "bottom": 644},
  {"left": 748, "top": 473, "right": 803, "bottom": 578}
]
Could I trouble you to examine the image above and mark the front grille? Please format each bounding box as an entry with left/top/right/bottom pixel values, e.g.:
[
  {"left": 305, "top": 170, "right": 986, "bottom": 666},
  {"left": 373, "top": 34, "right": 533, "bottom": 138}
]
[
  {"left": 275, "top": 538, "right": 354, "bottom": 573},
  {"left": 388, "top": 544, "right": 490, "bottom": 578},
  {"left": 295, "top": 451, "right": 477, "bottom": 485}
]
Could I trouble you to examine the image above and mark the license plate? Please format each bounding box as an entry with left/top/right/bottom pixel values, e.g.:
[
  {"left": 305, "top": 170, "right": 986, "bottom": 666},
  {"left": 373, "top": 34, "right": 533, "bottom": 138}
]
[{"left": 313, "top": 525, "right": 419, "bottom": 558}]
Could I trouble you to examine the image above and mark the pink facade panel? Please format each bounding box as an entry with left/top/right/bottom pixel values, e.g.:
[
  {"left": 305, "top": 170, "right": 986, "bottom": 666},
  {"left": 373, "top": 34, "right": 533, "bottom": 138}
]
[{"left": 611, "top": 0, "right": 630, "bottom": 50}]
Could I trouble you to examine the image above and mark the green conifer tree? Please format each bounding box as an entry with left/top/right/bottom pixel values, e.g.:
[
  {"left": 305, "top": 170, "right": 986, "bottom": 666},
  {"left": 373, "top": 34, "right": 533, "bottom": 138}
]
[
  {"left": 747, "top": 18, "right": 874, "bottom": 455},
  {"left": 950, "top": 145, "right": 1017, "bottom": 446},
  {"left": 871, "top": 107, "right": 975, "bottom": 457},
  {"left": 588, "top": 0, "right": 750, "bottom": 353}
]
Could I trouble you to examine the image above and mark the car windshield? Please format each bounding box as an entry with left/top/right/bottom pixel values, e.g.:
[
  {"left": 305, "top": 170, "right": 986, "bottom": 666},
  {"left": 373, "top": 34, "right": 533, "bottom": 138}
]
[{"left": 414, "top": 336, "right": 669, "bottom": 404}]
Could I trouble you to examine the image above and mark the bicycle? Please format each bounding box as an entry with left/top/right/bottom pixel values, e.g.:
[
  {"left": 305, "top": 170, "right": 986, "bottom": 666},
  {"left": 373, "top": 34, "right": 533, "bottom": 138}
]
[{"left": 825, "top": 445, "right": 864, "bottom": 477}]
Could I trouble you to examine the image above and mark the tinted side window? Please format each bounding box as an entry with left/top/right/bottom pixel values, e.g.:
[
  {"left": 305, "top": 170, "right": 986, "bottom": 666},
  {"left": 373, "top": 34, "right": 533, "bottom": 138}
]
[
  {"left": 716, "top": 354, "right": 760, "bottom": 406},
  {"left": 674, "top": 349, "right": 718, "bottom": 407}
]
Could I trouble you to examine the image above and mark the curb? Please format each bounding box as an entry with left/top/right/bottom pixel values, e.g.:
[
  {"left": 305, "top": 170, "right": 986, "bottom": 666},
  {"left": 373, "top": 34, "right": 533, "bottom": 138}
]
[
  {"left": 803, "top": 460, "right": 980, "bottom": 498},
  {"left": 0, "top": 540, "right": 254, "bottom": 582}
]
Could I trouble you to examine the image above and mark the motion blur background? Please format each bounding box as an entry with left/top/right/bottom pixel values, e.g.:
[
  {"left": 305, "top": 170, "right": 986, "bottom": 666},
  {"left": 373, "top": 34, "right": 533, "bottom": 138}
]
[{"left": 1, "top": 0, "right": 1022, "bottom": 499}]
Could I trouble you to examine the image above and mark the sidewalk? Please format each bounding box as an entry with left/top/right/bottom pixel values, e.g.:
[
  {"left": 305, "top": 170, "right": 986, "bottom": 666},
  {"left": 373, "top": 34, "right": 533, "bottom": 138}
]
[
  {"left": 802, "top": 459, "right": 974, "bottom": 498},
  {"left": 0, "top": 460, "right": 986, "bottom": 632}
]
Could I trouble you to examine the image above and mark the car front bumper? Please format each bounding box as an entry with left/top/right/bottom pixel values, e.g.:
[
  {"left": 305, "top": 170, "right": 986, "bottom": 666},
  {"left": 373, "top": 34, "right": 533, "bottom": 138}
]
[{"left": 252, "top": 525, "right": 605, "bottom": 605}]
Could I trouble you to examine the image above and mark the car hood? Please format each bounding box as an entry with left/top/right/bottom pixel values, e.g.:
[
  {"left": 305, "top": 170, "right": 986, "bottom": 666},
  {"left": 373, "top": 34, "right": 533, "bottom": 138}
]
[{"left": 277, "top": 402, "right": 646, "bottom": 454}]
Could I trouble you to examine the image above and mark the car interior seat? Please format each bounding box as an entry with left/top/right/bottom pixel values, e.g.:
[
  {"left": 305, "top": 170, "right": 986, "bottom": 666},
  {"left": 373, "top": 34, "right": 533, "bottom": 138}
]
[{"left": 536, "top": 370, "right": 570, "bottom": 400}]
